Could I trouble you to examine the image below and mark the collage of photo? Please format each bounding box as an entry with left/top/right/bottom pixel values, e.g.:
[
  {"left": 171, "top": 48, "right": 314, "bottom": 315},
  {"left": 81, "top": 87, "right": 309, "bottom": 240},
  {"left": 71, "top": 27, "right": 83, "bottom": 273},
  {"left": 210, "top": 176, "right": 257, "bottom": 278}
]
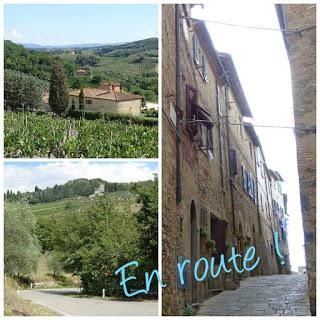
[{"left": 2, "top": 1, "right": 316, "bottom": 318}]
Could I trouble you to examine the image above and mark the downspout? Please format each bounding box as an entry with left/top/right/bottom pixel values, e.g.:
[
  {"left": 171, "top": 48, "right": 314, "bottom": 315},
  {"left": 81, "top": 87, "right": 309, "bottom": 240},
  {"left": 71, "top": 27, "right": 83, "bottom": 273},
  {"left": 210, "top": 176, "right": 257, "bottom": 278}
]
[
  {"left": 254, "top": 150, "right": 262, "bottom": 237},
  {"left": 175, "top": 4, "right": 182, "bottom": 204},
  {"left": 215, "top": 82, "right": 224, "bottom": 189},
  {"left": 253, "top": 148, "right": 262, "bottom": 275},
  {"left": 224, "top": 85, "right": 236, "bottom": 235}
]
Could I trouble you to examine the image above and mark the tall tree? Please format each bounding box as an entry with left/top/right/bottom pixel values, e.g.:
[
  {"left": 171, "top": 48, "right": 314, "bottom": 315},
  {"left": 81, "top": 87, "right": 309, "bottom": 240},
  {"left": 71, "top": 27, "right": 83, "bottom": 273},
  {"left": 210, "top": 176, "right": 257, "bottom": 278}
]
[
  {"left": 79, "top": 87, "right": 85, "bottom": 111},
  {"left": 4, "top": 202, "right": 41, "bottom": 276},
  {"left": 49, "top": 63, "right": 69, "bottom": 115}
]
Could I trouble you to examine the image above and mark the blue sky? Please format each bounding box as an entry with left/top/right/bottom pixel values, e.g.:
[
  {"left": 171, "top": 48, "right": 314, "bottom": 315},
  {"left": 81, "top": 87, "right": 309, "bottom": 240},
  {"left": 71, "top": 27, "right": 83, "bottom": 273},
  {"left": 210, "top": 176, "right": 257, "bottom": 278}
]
[
  {"left": 4, "top": 161, "right": 158, "bottom": 192},
  {"left": 4, "top": 4, "right": 158, "bottom": 45}
]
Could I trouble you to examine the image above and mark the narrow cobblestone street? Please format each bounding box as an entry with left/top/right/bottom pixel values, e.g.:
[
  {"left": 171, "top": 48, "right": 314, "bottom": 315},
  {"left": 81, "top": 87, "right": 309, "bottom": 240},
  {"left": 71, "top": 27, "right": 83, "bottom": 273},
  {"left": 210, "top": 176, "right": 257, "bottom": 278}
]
[{"left": 197, "top": 275, "right": 310, "bottom": 316}]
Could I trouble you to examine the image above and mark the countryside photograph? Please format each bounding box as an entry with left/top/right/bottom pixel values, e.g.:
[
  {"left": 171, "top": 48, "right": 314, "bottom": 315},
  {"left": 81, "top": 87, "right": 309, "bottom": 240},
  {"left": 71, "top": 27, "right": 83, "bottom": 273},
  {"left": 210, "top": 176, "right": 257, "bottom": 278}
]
[
  {"left": 4, "top": 161, "right": 159, "bottom": 316},
  {"left": 4, "top": 4, "right": 158, "bottom": 158}
]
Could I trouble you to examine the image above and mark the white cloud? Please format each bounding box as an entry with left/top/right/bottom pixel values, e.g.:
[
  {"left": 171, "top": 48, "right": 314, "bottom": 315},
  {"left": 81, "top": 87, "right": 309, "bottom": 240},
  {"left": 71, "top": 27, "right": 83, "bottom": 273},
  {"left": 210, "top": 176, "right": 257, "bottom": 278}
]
[
  {"left": 4, "top": 28, "right": 24, "bottom": 42},
  {"left": 4, "top": 161, "right": 157, "bottom": 193}
]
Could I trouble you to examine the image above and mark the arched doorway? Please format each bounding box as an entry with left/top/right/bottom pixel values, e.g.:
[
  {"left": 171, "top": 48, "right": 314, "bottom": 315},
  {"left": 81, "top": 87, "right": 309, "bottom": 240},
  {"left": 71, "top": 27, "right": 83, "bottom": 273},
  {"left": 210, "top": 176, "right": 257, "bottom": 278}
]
[{"left": 190, "top": 200, "right": 198, "bottom": 303}]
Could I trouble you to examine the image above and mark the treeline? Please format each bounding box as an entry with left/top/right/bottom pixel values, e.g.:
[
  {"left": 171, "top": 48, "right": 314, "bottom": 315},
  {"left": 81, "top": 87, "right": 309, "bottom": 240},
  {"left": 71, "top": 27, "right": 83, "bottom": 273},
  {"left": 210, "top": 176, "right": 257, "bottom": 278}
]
[
  {"left": 4, "top": 40, "right": 56, "bottom": 81},
  {"left": 5, "top": 178, "right": 153, "bottom": 204},
  {"left": 4, "top": 177, "right": 158, "bottom": 297}
]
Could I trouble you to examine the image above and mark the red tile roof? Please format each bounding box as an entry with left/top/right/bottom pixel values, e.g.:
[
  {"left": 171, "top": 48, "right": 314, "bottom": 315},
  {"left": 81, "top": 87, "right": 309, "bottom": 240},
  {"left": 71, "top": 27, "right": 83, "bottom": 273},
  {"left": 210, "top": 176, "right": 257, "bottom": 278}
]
[{"left": 69, "top": 88, "right": 143, "bottom": 101}]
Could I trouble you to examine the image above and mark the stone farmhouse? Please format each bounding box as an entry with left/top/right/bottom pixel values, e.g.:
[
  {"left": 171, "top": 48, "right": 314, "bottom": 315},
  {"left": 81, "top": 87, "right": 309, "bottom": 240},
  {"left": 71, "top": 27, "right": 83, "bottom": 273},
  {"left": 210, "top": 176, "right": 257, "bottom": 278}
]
[
  {"left": 68, "top": 81, "right": 143, "bottom": 115},
  {"left": 75, "top": 69, "right": 88, "bottom": 76},
  {"left": 162, "top": 4, "right": 290, "bottom": 315}
]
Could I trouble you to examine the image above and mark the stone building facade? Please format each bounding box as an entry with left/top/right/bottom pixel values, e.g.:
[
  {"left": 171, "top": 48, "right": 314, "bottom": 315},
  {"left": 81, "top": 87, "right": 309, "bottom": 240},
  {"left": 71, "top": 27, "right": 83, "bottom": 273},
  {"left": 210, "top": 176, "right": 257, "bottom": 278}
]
[
  {"left": 276, "top": 4, "right": 316, "bottom": 315},
  {"left": 255, "top": 147, "right": 279, "bottom": 275},
  {"left": 162, "top": 4, "right": 290, "bottom": 315},
  {"left": 269, "top": 169, "right": 291, "bottom": 274}
]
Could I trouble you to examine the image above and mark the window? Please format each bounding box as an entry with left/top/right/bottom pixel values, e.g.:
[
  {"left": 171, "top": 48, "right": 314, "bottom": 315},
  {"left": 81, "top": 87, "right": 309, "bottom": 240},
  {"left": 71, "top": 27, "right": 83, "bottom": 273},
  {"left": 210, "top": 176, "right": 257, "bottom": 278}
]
[
  {"left": 182, "top": 18, "right": 190, "bottom": 42},
  {"left": 242, "top": 165, "right": 246, "bottom": 190},
  {"left": 86, "top": 99, "right": 92, "bottom": 105},
  {"left": 192, "top": 34, "right": 200, "bottom": 66},
  {"left": 217, "top": 86, "right": 223, "bottom": 116},
  {"left": 200, "top": 54, "right": 208, "bottom": 81},
  {"left": 186, "top": 85, "right": 198, "bottom": 137},
  {"left": 169, "top": 100, "right": 177, "bottom": 127},
  {"left": 249, "top": 141, "right": 253, "bottom": 158},
  {"left": 230, "top": 149, "right": 237, "bottom": 176},
  {"left": 200, "top": 122, "right": 214, "bottom": 159},
  {"left": 239, "top": 116, "right": 243, "bottom": 138},
  {"left": 242, "top": 166, "right": 257, "bottom": 203},
  {"left": 186, "top": 85, "right": 214, "bottom": 158}
]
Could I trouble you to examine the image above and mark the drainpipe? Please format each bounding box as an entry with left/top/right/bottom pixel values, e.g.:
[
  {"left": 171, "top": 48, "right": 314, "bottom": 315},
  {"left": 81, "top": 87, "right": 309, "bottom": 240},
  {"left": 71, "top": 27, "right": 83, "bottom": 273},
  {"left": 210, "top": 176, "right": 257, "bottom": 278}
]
[
  {"left": 224, "top": 85, "right": 236, "bottom": 235},
  {"left": 216, "top": 82, "right": 224, "bottom": 189},
  {"left": 175, "top": 4, "right": 182, "bottom": 204}
]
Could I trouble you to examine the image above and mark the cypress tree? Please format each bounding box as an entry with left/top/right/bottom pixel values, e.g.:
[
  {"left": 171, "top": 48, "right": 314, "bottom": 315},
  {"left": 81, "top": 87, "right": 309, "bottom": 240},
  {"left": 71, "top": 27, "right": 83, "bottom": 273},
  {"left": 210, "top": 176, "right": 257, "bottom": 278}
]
[
  {"left": 79, "top": 87, "right": 85, "bottom": 111},
  {"left": 49, "top": 63, "right": 68, "bottom": 115}
]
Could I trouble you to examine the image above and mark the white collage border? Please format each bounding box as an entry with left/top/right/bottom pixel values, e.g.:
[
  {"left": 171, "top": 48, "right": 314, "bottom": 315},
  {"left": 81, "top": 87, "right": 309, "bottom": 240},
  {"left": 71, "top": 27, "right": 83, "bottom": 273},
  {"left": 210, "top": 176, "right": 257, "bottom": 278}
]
[{"left": 0, "top": 0, "right": 319, "bottom": 319}]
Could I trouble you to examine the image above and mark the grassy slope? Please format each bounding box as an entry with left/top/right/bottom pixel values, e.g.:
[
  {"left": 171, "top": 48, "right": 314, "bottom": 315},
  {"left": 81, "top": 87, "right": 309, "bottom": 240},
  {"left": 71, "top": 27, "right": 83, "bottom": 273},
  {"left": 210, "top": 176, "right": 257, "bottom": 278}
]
[
  {"left": 4, "top": 278, "right": 58, "bottom": 316},
  {"left": 30, "top": 191, "right": 140, "bottom": 220}
]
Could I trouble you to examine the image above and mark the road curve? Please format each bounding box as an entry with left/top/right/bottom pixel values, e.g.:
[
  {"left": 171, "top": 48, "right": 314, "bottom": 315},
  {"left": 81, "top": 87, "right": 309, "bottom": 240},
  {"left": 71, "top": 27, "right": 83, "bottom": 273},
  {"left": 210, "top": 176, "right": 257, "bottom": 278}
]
[{"left": 19, "top": 288, "right": 158, "bottom": 316}]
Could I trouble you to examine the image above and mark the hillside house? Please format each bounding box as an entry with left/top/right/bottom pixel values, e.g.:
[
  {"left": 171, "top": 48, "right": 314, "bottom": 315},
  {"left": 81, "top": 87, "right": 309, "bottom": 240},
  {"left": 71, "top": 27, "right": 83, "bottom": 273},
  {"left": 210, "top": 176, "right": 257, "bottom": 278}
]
[
  {"left": 68, "top": 81, "right": 143, "bottom": 115},
  {"left": 75, "top": 69, "right": 88, "bottom": 76}
]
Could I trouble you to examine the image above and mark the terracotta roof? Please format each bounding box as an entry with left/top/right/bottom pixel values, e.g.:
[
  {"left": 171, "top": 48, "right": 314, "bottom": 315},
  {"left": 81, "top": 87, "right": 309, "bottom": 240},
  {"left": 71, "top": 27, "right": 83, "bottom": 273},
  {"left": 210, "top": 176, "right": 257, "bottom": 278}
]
[{"left": 69, "top": 88, "right": 143, "bottom": 101}]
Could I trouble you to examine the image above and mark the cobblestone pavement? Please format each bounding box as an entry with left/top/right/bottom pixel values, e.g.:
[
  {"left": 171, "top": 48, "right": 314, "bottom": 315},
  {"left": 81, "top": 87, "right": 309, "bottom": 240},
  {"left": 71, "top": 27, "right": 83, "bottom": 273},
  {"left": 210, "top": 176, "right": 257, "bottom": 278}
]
[{"left": 197, "top": 274, "right": 310, "bottom": 316}]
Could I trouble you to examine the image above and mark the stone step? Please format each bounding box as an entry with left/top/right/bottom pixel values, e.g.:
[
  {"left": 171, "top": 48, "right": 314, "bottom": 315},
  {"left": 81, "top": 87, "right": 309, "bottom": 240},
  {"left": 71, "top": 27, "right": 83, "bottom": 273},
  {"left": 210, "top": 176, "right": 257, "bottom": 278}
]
[
  {"left": 211, "top": 289, "right": 223, "bottom": 296},
  {"left": 191, "top": 303, "right": 200, "bottom": 310}
]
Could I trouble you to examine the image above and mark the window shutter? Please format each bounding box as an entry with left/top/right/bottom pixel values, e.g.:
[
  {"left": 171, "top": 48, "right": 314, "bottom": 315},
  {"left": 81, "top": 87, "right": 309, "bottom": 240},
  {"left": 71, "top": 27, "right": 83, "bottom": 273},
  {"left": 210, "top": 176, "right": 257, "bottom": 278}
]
[
  {"left": 242, "top": 165, "right": 246, "bottom": 190},
  {"left": 202, "top": 54, "right": 207, "bottom": 80},
  {"left": 193, "top": 34, "right": 200, "bottom": 65},
  {"left": 186, "top": 85, "right": 198, "bottom": 137},
  {"left": 230, "top": 149, "right": 237, "bottom": 176},
  {"left": 247, "top": 171, "right": 251, "bottom": 195},
  {"left": 208, "top": 127, "right": 214, "bottom": 157}
]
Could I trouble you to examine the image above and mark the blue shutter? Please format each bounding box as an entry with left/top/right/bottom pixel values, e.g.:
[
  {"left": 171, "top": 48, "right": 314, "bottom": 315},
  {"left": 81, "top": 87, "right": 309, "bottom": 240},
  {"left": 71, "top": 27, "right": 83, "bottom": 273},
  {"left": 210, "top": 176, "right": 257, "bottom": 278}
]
[{"left": 242, "top": 166, "right": 246, "bottom": 190}]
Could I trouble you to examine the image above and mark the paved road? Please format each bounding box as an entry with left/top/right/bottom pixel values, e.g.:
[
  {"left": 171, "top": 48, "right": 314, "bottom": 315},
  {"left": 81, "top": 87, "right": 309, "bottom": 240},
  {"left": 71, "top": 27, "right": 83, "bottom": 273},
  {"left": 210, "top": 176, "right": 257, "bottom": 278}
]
[
  {"left": 20, "top": 288, "right": 158, "bottom": 316},
  {"left": 197, "top": 274, "right": 311, "bottom": 316}
]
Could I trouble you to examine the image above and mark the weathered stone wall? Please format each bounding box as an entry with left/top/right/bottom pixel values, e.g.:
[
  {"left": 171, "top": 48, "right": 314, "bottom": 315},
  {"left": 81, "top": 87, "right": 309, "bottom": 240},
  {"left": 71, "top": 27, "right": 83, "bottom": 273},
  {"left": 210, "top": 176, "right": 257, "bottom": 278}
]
[
  {"left": 280, "top": 4, "right": 316, "bottom": 314},
  {"left": 162, "top": 4, "right": 233, "bottom": 315}
]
